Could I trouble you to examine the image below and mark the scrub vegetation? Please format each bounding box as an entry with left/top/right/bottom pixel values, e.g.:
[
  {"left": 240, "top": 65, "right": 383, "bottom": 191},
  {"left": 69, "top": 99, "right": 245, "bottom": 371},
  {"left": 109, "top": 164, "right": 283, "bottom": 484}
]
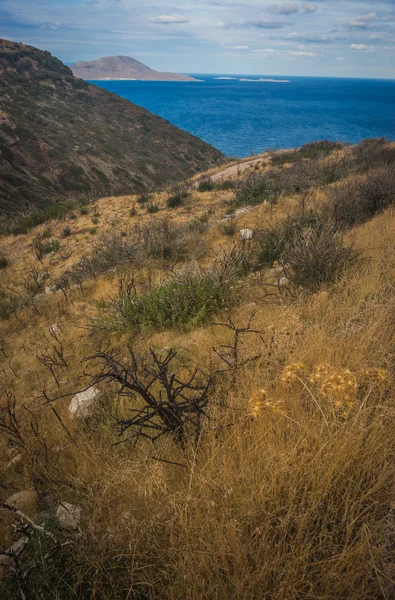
[{"left": 0, "top": 138, "right": 394, "bottom": 599}]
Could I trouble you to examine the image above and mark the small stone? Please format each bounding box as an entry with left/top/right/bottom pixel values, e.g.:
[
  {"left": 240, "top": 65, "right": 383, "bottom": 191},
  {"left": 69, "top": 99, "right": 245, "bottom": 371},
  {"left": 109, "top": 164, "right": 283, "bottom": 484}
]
[
  {"left": 49, "top": 323, "right": 60, "bottom": 336},
  {"left": 240, "top": 228, "right": 253, "bottom": 241},
  {"left": 5, "top": 490, "right": 38, "bottom": 515},
  {"left": 0, "top": 538, "right": 27, "bottom": 567},
  {"left": 56, "top": 502, "right": 81, "bottom": 530},
  {"left": 69, "top": 386, "right": 103, "bottom": 418}
]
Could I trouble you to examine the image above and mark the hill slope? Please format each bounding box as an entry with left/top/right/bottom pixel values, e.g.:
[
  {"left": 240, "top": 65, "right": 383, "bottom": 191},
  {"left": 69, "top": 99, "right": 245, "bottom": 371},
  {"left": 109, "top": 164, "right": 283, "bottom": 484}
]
[
  {"left": 0, "top": 39, "right": 224, "bottom": 215},
  {"left": 71, "top": 55, "right": 198, "bottom": 81}
]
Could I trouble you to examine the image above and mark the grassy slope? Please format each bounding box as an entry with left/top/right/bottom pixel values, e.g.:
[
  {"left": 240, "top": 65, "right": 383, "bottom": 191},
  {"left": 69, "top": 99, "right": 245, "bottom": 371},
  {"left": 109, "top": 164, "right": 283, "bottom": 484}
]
[
  {"left": 0, "top": 142, "right": 394, "bottom": 599},
  {"left": 0, "top": 39, "right": 224, "bottom": 215}
]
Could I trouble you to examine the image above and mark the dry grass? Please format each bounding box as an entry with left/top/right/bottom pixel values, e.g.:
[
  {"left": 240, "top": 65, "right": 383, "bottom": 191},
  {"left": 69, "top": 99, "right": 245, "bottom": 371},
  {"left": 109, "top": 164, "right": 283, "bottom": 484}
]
[{"left": 0, "top": 144, "right": 394, "bottom": 599}]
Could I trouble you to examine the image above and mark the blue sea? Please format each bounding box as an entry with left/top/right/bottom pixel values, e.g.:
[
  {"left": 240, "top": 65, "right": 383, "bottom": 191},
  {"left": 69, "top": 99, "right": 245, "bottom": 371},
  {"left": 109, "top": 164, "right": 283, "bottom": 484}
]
[{"left": 90, "top": 75, "right": 395, "bottom": 158}]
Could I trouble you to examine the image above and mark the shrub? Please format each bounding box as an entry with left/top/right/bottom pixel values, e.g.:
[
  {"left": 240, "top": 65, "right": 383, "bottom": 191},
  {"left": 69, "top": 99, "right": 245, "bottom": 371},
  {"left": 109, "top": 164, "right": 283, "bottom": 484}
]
[
  {"left": 325, "top": 167, "right": 395, "bottom": 229},
  {"left": 197, "top": 177, "right": 214, "bottom": 192},
  {"left": 80, "top": 207, "right": 89, "bottom": 215},
  {"left": 0, "top": 287, "right": 20, "bottom": 319},
  {"left": 135, "top": 218, "right": 205, "bottom": 263},
  {"left": 146, "top": 202, "right": 160, "bottom": 214},
  {"left": 108, "top": 267, "right": 234, "bottom": 331},
  {"left": 89, "top": 227, "right": 97, "bottom": 235},
  {"left": 256, "top": 211, "right": 356, "bottom": 292},
  {"left": 129, "top": 207, "right": 137, "bottom": 217},
  {"left": 32, "top": 234, "right": 60, "bottom": 261},
  {"left": 215, "top": 179, "right": 235, "bottom": 191},
  {"left": 256, "top": 211, "right": 325, "bottom": 267},
  {"left": 166, "top": 185, "right": 190, "bottom": 208},
  {"left": 281, "top": 225, "right": 357, "bottom": 292},
  {"left": 137, "top": 193, "right": 151, "bottom": 205},
  {"left": 220, "top": 219, "right": 237, "bottom": 237},
  {"left": 188, "top": 212, "right": 210, "bottom": 234},
  {"left": 62, "top": 226, "right": 71, "bottom": 237},
  {"left": 0, "top": 256, "right": 9, "bottom": 270},
  {"left": 41, "top": 227, "right": 52, "bottom": 239},
  {"left": 8, "top": 199, "right": 81, "bottom": 234},
  {"left": 234, "top": 172, "right": 281, "bottom": 208}
]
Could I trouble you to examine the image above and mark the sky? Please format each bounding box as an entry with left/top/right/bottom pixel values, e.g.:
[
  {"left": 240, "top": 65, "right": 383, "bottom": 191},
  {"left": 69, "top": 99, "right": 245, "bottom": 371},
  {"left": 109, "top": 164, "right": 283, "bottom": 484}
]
[{"left": 0, "top": 0, "right": 394, "bottom": 78}]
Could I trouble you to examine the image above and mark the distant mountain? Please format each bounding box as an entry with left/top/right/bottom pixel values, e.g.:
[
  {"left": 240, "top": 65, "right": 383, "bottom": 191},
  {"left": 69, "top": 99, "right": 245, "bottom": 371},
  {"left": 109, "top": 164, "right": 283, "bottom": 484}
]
[
  {"left": 0, "top": 39, "right": 224, "bottom": 215},
  {"left": 71, "top": 55, "right": 199, "bottom": 81}
]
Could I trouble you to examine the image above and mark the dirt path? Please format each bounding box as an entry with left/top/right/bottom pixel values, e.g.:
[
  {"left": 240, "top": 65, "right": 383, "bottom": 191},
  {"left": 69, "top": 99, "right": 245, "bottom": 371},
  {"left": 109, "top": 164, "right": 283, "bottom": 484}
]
[{"left": 210, "top": 157, "right": 265, "bottom": 182}]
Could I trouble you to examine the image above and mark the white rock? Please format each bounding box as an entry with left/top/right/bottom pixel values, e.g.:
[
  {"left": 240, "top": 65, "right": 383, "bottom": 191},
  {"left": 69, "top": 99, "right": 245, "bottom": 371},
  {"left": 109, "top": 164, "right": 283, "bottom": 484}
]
[
  {"left": 45, "top": 286, "right": 54, "bottom": 295},
  {"left": 69, "top": 386, "right": 102, "bottom": 419},
  {"left": 240, "top": 228, "right": 253, "bottom": 241},
  {"left": 49, "top": 323, "right": 60, "bottom": 336},
  {"left": 56, "top": 502, "right": 81, "bottom": 531},
  {"left": 6, "top": 490, "right": 38, "bottom": 514},
  {"left": 0, "top": 538, "right": 27, "bottom": 566},
  {"left": 278, "top": 277, "right": 288, "bottom": 288}
]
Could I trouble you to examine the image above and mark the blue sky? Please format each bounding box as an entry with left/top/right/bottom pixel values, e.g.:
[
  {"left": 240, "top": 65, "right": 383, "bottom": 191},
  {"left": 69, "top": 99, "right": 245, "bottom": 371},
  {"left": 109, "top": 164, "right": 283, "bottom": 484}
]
[{"left": 0, "top": 0, "right": 394, "bottom": 78}]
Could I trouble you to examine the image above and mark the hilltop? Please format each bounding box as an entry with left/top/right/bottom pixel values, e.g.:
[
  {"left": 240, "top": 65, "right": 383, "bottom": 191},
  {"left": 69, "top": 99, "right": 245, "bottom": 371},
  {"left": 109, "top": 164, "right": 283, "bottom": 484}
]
[
  {"left": 0, "top": 39, "right": 224, "bottom": 215},
  {"left": 0, "top": 137, "right": 394, "bottom": 598},
  {"left": 71, "top": 55, "right": 199, "bottom": 81}
]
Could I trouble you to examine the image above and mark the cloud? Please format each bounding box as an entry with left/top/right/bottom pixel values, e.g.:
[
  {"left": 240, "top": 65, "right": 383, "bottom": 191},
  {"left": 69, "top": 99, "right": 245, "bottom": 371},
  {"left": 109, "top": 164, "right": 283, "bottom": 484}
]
[
  {"left": 350, "top": 44, "right": 371, "bottom": 50},
  {"left": 219, "top": 18, "right": 285, "bottom": 29},
  {"left": 244, "top": 19, "right": 286, "bottom": 29},
  {"left": 336, "top": 57, "right": 345, "bottom": 60},
  {"left": 348, "top": 12, "right": 377, "bottom": 28},
  {"left": 302, "top": 3, "right": 317, "bottom": 14},
  {"left": 149, "top": 15, "right": 189, "bottom": 24},
  {"left": 269, "top": 2, "right": 299, "bottom": 15},
  {"left": 289, "top": 50, "right": 319, "bottom": 57},
  {"left": 286, "top": 32, "right": 328, "bottom": 43}
]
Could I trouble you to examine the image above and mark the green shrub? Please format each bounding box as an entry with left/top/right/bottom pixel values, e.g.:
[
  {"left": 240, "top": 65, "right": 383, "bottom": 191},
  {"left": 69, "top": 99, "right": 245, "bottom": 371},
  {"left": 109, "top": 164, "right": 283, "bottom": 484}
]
[
  {"left": 215, "top": 179, "right": 234, "bottom": 191},
  {"left": 167, "top": 184, "right": 190, "bottom": 208},
  {"left": 41, "top": 227, "right": 52, "bottom": 239},
  {"left": 109, "top": 269, "right": 233, "bottom": 331},
  {"left": 197, "top": 177, "right": 214, "bottom": 192},
  {"left": 80, "top": 207, "right": 89, "bottom": 215},
  {"left": 234, "top": 172, "right": 281, "bottom": 208},
  {"left": 147, "top": 202, "right": 160, "bottom": 214},
  {"left": 256, "top": 210, "right": 356, "bottom": 292},
  {"left": 256, "top": 211, "right": 325, "bottom": 267},
  {"left": 0, "top": 288, "right": 20, "bottom": 320},
  {"left": 0, "top": 256, "right": 9, "bottom": 270},
  {"left": 129, "top": 207, "right": 137, "bottom": 217},
  {"left": 89, "top": 227, "right": 97, "bottom": 235},
  {"left": 33, "top": 234, "right": 60, "bottom": 261},
  {"left": 220, "top": 219, "right": 237, "bottom": 237},
  {"left": 62, "top": 226, "right": 71, "bottom": 237}
]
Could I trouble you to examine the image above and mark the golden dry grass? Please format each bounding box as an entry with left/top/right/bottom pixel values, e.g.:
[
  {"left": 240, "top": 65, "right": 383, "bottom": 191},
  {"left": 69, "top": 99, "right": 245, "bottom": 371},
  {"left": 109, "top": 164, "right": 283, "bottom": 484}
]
[{"left": 0, "top": 150, "right": 394, "bottom": 599}]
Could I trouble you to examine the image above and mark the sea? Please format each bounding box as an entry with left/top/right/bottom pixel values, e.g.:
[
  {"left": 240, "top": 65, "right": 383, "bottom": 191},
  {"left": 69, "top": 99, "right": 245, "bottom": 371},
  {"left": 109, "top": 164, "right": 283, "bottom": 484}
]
[{"left": 89, "top": 75, "right": 395, "bottom": 158}]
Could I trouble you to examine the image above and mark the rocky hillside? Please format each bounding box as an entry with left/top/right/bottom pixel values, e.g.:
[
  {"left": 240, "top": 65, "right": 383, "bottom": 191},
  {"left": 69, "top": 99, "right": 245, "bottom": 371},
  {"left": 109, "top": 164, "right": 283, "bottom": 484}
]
[
  {"left": 71, "top": 55, "right": 198, "bottom": 81},
  {"left": 0, "top": 139, "right": 395, "bottom": 598},
  {"left": 0, "top": 39, "right": 224, "bottom": 215}
]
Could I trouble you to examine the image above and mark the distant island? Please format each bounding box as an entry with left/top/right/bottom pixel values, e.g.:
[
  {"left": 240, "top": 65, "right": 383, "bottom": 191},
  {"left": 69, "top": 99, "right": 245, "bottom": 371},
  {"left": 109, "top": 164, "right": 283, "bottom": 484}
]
[
  {"left": 71, "top": 55, "right": 199, "bottom": 81},
  {"left": 239, "top": 78, "right": 290, "bottom": 83}
]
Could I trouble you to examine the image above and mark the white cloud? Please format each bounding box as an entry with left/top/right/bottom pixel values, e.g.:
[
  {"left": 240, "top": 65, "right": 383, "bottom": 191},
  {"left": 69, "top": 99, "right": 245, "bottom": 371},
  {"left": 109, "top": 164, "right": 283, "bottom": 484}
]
[
  {"left": 289, "top": 50, "right": 319, "bottom": 57},
  {"left": 350, "top": 44, "right": 371, "bottom": 51},
  {"left": 336, "top": 57, "right": 345, "bottom": 61},
  {"left": 269, "top": 3, "right": 299, "bottom": 15},
  {"left": 231, "top": 45, "right": 249, "bottom": 50},
  {"left": 348, "top": 12, "right": 377, "bottom": 28},
  {"left": 302, "top": 3, "right": 317, "bottom": 14},
  {"left": 149, "top": 14, "right": 189, "bottom": 24},
  {"left": 254, "top": 48, "right": 278, "bottom": 54}
]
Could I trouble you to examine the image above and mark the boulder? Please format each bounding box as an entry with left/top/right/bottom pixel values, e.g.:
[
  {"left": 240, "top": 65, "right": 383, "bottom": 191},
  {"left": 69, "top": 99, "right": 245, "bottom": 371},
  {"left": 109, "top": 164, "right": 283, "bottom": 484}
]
[
  {"left": 69, "top": 386, "right": 102, "bottom": 418},
  {"left": 56, "top": 502, "right": 81, "bottom": 530},
  {"left": 5, "top": 489, "right": 38, "bottom": 515},
  {"left": 240, "top": 228, "right": 253, "bottom": 241}
]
